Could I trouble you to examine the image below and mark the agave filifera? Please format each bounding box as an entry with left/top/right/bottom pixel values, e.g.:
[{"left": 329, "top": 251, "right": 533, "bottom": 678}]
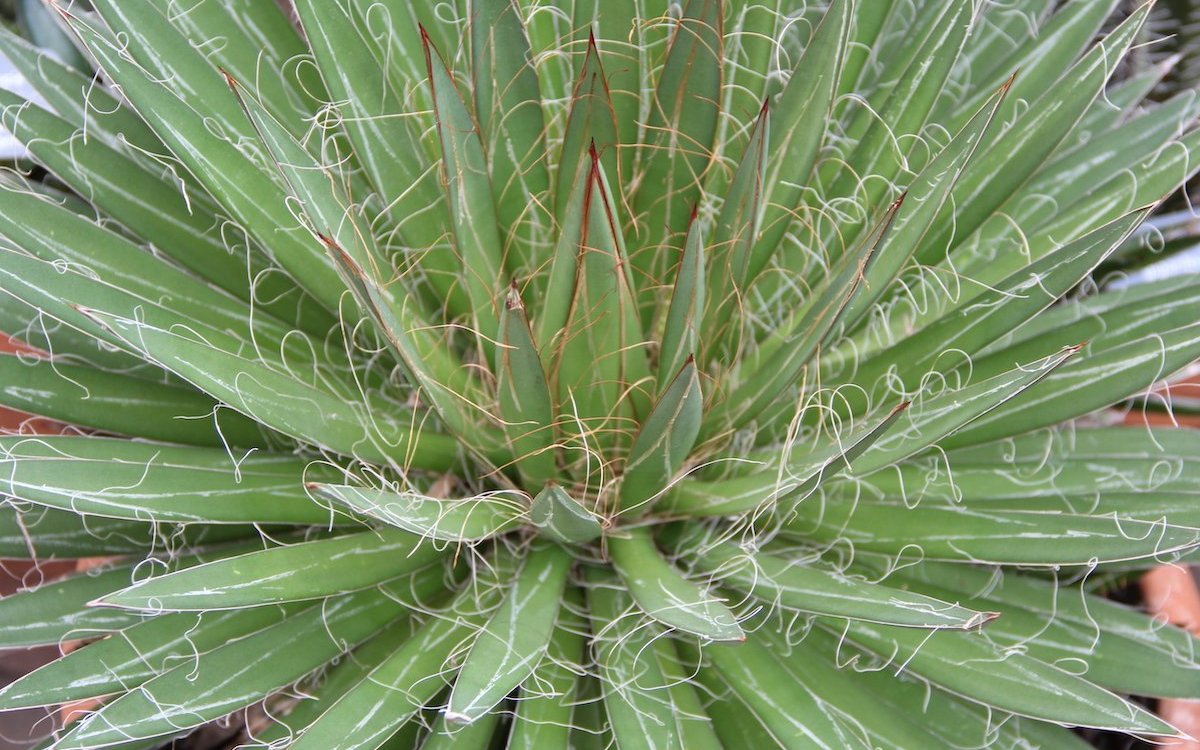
[{"left": 1, "top": 0, "right": 1199, "bottom": 747}]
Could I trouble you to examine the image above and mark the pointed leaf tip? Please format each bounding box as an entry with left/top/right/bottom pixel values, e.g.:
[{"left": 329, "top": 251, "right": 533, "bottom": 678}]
[
  {"left": 505, "top": 281, "right": 522, "bottom": 310},
  {"left": 531, "top": 483, "right": 604, "bottom": 544},
  {"left": 999, "top": 69, "right": 1018, "bottom": 94}
]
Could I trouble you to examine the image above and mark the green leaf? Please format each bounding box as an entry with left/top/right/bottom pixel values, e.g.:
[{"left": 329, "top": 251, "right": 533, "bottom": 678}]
[
  {"left": 54, "top": 584, "right": 418, "bottom": 749},
  {"left": 538, "top": 132, "right": 589, "bottom": 352},
  {"left": 497, "top": 284, "right": 557, "bottom": 486},
  {"left": 0, "top": 537, "right": 271, "bottom": 643},
  {"left": 585, "top": 567, "right": 683, "bottom": 750},
  {"left": 90, "top": 0, "right": 261, "bottom": 146},
  {"left": 518, "top": 0, "right": 572, "bottom": 127},
  {"left": 714, "top": 0, "right": 788, "bottom": 162},
  {"left": 0, "top": 258, "right": 240, "bottom": 376},
  {"left": 936, "top": 490, "right": 1200, "bottom": 532},
  {"left": 664, "top": 401, "right": 908, "bottom": 517},
  {"left": 0, "top": 90, "right": 315, "bottom": 331},
  {"left": 247, "top": 612, "right": 429, "bottom": 747},
  {"left": 1029, "top": 125, "right": 1200, "bottom": 262},
  {"left": 853, "top": 209, "right": 1147, "bottom": 398},
  {"left": 508, "top": 584, "right": 587, "bottom": 750},
  {"left": 869, "top": 426, "right": 1200, "bottom": 503},
  {"left": 0, "top": 541, "right": 286, "bottom": 648},
  {"left": 423, "top": 709, "right": 503, "bottom": 749},
  {"left": 1025, "top": 91, "right": 1200, "bottom": 232},
  {"left": 286, "top": 567, "right": 510, "bottom": 750},
  {"left": 72, "top": 308, "right": 462, "bottom": 470},
  {"left": 886, "top": 124, "right": 1200, "bottom": 359},
  {"left": 447, "top": 541, "right": 572, "bottom": 722},
  {"left": 791, "top": 490, "right": 1200, "bottom": 566},
  {"left": 833, "top": 633, "right": 1095, "bottom": 750},
  {"left": 619, "top": 359, "right": 702, "bottom": 516},
  {"left": 568, "top": 673, "right": 607, "bottom": 750},
  {"left": 470, "top": 0, "right": 550, "bottom": 277},
  {"left": 933, "top": 98, "right": 1200, "bottom": 314},
  {"left": 690, "top": 661, "right": 781, "bottom": 749},
  {"left": 0, "top": 503, "right": 256, "bottom": 558},
  {"left": 0, "top": 604, "right": 296, "bottom": 708},
  {"left": 836, "top": 78, "right": 1009, "bottom": 336},
  {"left": 658, "top": 212, "right": 706, "bottom": 392},
  {"left": 949, "top": 0, "right": 1053, "bottom": 103},
  {"left": 766, "top": 401, "right": 910, "bottom": 518},
  {"left": 0, "top": 562, "right": 142, "bottom": 648},
  {"left": 1079, "top": 51, "right": 1174, "bottom": 133},
  {"left": 757, "top": 628, "right": 952, "bottom": 750},
  {"left": 424, "top": 28, "right": 506, "bottom": 344},
  {"left": 875, "top": 559, "right": 1200, "bottom": 699},
  {"left": 224, "top": 72, "right": 389, "bottom": 292},
  {"left": 0, "top": 25, "right": 162, "bottom": 155},
  {"left": 919, "top": 4, "right": 1152, "bottom": 266},
  {"left": 947, "top": 322, "right": 1200, "bottom": 447},
  {"left": 703, "top": 102, "right": 769, "bottom": 354},
  {"left": 712, "top": 195, "right": 904, "bottom": 432},
  {"left": 0, "top": 277, "right": 158, "bottom": 378},
  {"left": 18, "top": 0, "right": 89, "bottom": 73},
  {"left": 0, "top": 353, "right": 266, "bottom": 448},
  {"left": 608, "top": 526, "right": 743, "bottom": 641},
  {"left": 849, "top": 346, "right": 1078, "bottom": 474},
  {"left": 143, "top": 0, "right": 326, "bottom": 136},
  {"left": 685, "top": 537, "right": 995, "bottom": 629},
  {"left": 814, "top": 0, "right": 972, "bottom": 267},
  {"left": 946, "top": 0, "right": 1114, "bottom": 132},
  {"left": 830, "top": 617, "right": 1183, "bottom": 737},
  {"left": 971, "top": 273, "right": 1200, "bottom": 378},
  {"left": 554, "top": 35, "right": 619, "bottom": 223},
  {"left": 632, "top": 0, "right": 723, "bottom": 288},
  {"left": 345, "top": 0, "right": 441, "bottom": 105},
  {"left": 292, "top": 0, "right": 455, "bottom": 306},
  {"left": 553, "top": 151, "right": 651, "bottom": 452},
  {"left": 311, "top": 484, "right": 524, "bottom": 542},
  {"left": 226, "top": 70, "right": 497, "bottom": 456},
  {"left": 703, "top": 635, "right": 853, "bottom": 749},
  {"left": 0, "top": 182, "right": 318, "bottom": 372},
  {"left": 60, "top": 9, "right": 349, "bottom": 317},
  {"left": 655, "top": 638, "right": 723, "bottom": 750},
  {"left": 100, "top": 528, "right": 444, "bottom": 610},
  {"left": 753, "top": 0, "right": 849, "bottom": 265},
  {"left": 530, "top": 483, "right": 605, "bottom": 545},
  {"left": 832, "top": 0, "right": 890, "bottom": 106},
  {"left": 0, "top": 436, "right": 331, "bottom": 525},
  {"left": 571, "top": 0, "right": 650, "bottom": 183}
]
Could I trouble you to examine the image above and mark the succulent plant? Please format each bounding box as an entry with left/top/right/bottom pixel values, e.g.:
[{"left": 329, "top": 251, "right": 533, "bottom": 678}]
[{"left": 1, "top": 0, "right": 1200, "bottom": 748}]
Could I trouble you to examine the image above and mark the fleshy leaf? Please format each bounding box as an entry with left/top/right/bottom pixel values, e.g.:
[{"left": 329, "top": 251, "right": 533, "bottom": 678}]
[
  {"left": 686, "top": 537, "right": 995, "bottom": 630},
  {"left": 619, "top": 359, "right": 703, "bottom": 515},
  {"left": 530, "top": 483, "right": 605, "bottom": 545},
  {"left": 497, "top": 284, "right": 558, "bottom": 486},
  {"left": 100, "top": 528, "right": 444, "bottom": 610},
  {"left": 447, "top": 541, "right": 572, "bottom": 722},
  {"left": 608, "top": 526, "right": 743, "bottom": 641},
  {"left": 311, "top": 484, "right": 525, "bottom": 542}
]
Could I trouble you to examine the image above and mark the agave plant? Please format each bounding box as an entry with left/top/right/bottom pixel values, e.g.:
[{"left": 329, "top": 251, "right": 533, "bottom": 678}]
[{"left": 0, "top": 0, "right": 1199, "bottom": 747}]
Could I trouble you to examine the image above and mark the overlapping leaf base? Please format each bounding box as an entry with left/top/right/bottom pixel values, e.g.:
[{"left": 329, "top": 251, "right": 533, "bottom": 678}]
[{"left": 1, "top": 0, "right": 1199, "bottom": 748}]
